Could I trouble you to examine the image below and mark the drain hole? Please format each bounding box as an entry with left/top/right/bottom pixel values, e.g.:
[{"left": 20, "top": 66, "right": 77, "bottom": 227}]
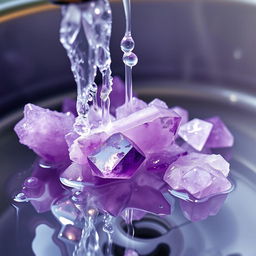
[{"left": 123, "top": 226, "right": 162, "bottom": 239}]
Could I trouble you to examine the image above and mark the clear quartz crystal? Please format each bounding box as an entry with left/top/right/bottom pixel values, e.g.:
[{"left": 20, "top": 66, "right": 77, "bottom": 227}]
[{"left": 60, "top": 0, "right": 113, "bottom": 135}]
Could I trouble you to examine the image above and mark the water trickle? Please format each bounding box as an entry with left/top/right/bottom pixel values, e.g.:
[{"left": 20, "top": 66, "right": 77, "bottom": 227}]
[
  {"left": 124, "top": 208, "right": 135, "bottom": 238},
  {"left": 121, "top": 0, "right": 138, "bottom": 107},
  {"left": 60, "top": 0, "right": 113, "bottom": 135}
]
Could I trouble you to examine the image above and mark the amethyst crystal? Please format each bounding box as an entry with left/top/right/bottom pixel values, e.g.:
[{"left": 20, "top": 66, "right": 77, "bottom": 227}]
[
  {"left": 163, "top": 153, "right": 231, "bottom": 199},
  {"left": 116, "top": 97, "right": 147, "bottom": 119},
  {"left": 15, "top": 104, "right": 75, "bottom": 163},
  {"left": 179, "top": 194, "right": 227, "bottom": 222},
  {"left": 118, "top": 107, "right": 181, "bottom": 154},
  {"left": 205, "top": 116, "right": 234, "bottom": 148},
  {"left": 178, "top": 118, "right": 213, "bottom": 151},
  {"left": 170, "top": 106, "right": 189, "bottom": 125},
  {"left": 146, "top": 144, "right": 186, "bottom": 173},
  {"left": 88, "top": 133, "right": 145, "bottom": 179},
  {"left": 149, "top": 98, "right": 168, "bottom": 109}
]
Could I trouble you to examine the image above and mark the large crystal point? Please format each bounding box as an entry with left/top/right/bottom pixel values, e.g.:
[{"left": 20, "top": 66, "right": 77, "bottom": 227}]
[
  {"left": 88, "top": 133, "right": 145, "bottom": 179},
  {"left": 178, "top": 118, "right": 213, "bottom": 151}
]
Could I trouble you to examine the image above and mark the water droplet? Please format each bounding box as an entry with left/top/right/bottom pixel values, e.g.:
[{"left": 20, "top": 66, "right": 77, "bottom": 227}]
[
  {"left": 123, "top": 52, "right": 138, "bottom": 67},
  {"left": 14, "top": 193, "right": 28, "bottom": 203},
  {"left": 121, "top": 36, "right": 135, "bottom": 52}
]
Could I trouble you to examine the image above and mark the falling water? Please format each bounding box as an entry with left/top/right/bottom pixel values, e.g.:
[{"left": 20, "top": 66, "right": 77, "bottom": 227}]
[
  {"left": 59, "top": 0, "right": 138, "bottom": 255},
  {"left": 121, "top": 0, "right": 138, "bottom": 107},
  {"left": 60, "top": 0, "right": 113, "bottom": 135}
]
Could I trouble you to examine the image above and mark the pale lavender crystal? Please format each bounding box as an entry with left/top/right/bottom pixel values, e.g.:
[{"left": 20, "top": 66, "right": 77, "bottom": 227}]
[
  {"left": 164, "top": 153, "right": 231, "bottom": 199},
  {"left": 116, "top": 97, "right": 147, "bottom": 119},
  {"left": 205, "top": 116, "right": 234, "bottom": 148},
  {"left": 87, "top": 133, "right": 145, "bottom": 179},
  {"left": 179, "top": 194, "right": 227, "bottom": 222},
  {"left": 149, "top": 98, "right": 168, "bottom": 109},
  {"left": 178, "top": 118, "right": 213, "bottom": 151},
  {"left": 170, "top": 106, "right": 189, "bottom": 125},
  {"left": 14, "top": 104, "right": 75, "bottom": 163}
]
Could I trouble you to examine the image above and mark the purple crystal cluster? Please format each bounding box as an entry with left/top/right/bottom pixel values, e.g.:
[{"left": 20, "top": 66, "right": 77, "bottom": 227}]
[{"left": 14, "top": 77, "right": 234, "bottom": 222}]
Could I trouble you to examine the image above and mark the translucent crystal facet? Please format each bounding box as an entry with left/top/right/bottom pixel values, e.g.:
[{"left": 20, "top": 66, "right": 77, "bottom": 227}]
[
  {"left": 205, "top": 116, "right": 234, "bottom": 148},
  {"left": 88, "top": 133, "right": 145, "bottom": 179},
  {"left": 178, "top": 118, "right": 213, "bottom": 151},
  {"left": 170, "top": 106, "right": 189, "bottom": 125}
]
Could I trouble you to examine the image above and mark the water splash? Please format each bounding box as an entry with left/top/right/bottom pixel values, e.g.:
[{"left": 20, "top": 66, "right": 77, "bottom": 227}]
[{"left": 60, "top": 0, "right": 113, "bottom": 135}]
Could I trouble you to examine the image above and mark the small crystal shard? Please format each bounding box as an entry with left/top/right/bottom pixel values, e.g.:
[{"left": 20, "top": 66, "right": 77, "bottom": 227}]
[
  {"left": 170, "top": 106, "right": 189, "bottom": 125},
  {"left": 149, "top": 98, "right": 168, "bottom": 109},
  {"left": 163, "top": 153, "right": 231, "bottom": 199},
  {"left": 87, "top": 133, "right": 145, "bottom": 179},
  {"left": 178, "top": 118, "right": 213, "bottom": 151},
  {"left": 14, "top": 104, "right": 75, "bottom": 163},
  {"left": 205, "top": 116, "right": 234, "bottom": 148},
  {"left": 116, "top": 97, "right": 147, "bottom": 119}
]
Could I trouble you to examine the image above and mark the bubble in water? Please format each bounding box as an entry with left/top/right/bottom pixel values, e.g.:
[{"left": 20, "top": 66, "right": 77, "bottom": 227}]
[
  {"left": 121, "top": 36, "right": 135, "bottom": 52},
  {"left": 24, "top": 177, "right": 39, "bottom": 188},
  {"left": 123, "top": 52, "right": 138, "bottom": 67}
]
